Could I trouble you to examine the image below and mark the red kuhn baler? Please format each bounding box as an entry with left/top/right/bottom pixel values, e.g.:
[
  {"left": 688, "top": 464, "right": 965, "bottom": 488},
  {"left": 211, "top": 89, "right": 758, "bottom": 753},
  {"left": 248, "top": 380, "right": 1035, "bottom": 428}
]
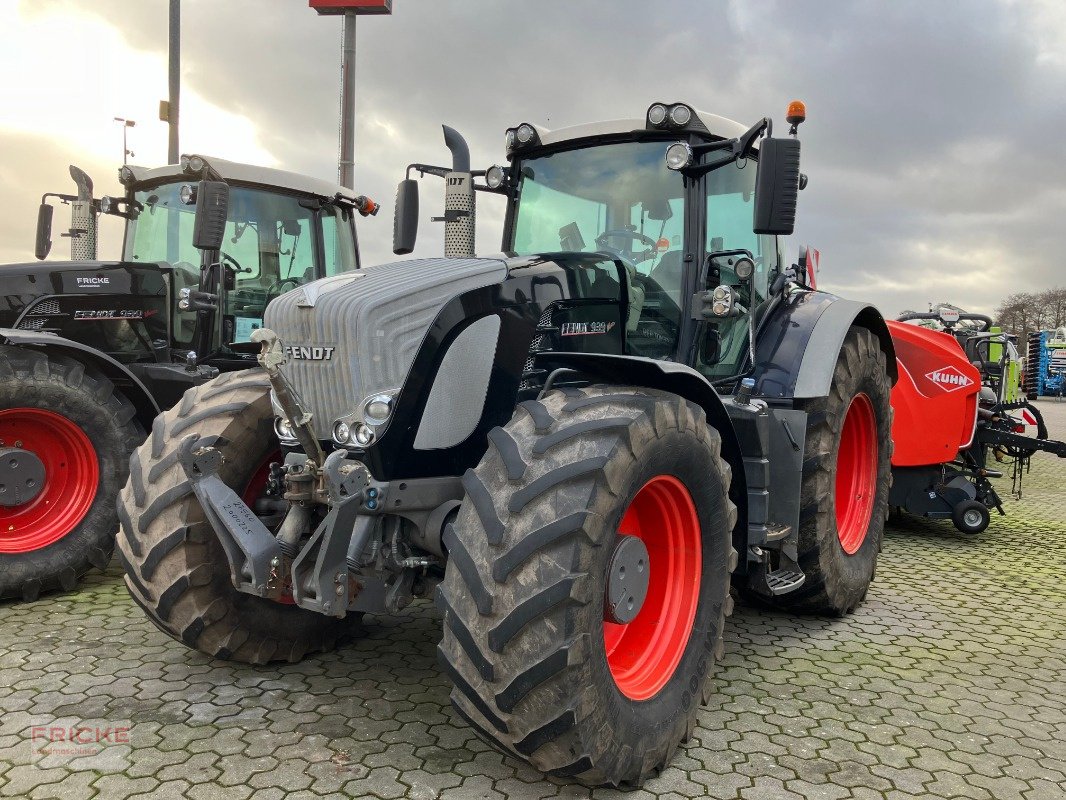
[{"left": 888, "top": 314, "right": 1066, "bottom": 533}]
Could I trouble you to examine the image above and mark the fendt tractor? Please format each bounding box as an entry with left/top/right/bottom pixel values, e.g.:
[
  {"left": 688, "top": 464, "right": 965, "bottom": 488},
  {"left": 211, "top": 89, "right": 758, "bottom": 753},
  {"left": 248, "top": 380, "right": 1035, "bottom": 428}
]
[
  {"left": 119, "top": 101, "right": 899, "bottom": 785},
  {"left": 0, "top": 157, "right": 377, "bottom": 600}
]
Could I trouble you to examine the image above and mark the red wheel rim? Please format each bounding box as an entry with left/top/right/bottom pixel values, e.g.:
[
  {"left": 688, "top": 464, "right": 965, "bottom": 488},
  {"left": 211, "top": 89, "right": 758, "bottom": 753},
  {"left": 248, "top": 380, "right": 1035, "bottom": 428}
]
[
  {"left": 0, "top": 408, "right": 99, "bottom": 554},
  {"left": 603, "top": 475, "right": 701, "bottom": 701},
  {"left": 835, "top": 393, "right": 878, "bottom": 555}
]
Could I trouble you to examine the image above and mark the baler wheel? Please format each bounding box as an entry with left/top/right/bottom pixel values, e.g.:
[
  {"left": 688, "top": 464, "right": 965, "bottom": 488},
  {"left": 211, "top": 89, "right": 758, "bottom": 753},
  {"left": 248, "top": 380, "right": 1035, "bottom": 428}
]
[
  {"left": 771, "top": 326, "right": 893, "bottom": 616},
  {"left": 951, "top": 500, "right": 990, "bottom": 534},
  {"left": 437, "top": 385, "right": 737, "bottom": 786},
  {"left": 0, "top": 346, "right": 142, "bottom": 601},
  {"left": 117, "top": 369, "right": 357, "bottom": 664}
]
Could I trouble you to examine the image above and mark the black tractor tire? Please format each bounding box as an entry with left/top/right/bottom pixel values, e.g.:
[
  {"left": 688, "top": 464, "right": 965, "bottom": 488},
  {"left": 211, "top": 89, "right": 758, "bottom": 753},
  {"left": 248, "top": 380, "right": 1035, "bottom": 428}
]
[
  {"left": 117, "top": 369, "right": 355, "bottom": 664},
  {"left": 437, "top": 385, "right": 737, "bottom": 787},
  {"left": 952, "top": 500, "right": 990, "bottom": 534},
  {"left": 0, "top": 346, "right": 143, "bottom": 601},
  {"left": 771, "top": 326, "right": 893, "bottom": 616}
]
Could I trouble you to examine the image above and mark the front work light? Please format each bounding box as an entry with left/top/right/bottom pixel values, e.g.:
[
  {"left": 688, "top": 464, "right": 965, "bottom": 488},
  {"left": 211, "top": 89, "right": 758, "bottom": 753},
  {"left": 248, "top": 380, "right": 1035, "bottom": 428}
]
[
  {"left": 485, "top": 165, "right": 506, "bottom": 189},
  {"left": 516, "top": 124, "right": 536, "bottom": 144},
  {"left": 647, "top": 103, "right": 668, "bottom": 126},
  {"left": 669, "top": 104, "right": 693, "bottom": 126},
  {"left": 665, "top": 142, "right": 693, "bottom": 171}
]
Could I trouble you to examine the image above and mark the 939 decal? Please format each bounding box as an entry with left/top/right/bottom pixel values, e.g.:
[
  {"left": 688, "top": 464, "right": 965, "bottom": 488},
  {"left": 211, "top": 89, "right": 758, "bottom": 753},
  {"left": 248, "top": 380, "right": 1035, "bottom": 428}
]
[
  {"left": 560, "top": 321, "right": 616, "bottom": 337},
  {"left": 73, "top": 309, "right": 158, "bottom": 321}
]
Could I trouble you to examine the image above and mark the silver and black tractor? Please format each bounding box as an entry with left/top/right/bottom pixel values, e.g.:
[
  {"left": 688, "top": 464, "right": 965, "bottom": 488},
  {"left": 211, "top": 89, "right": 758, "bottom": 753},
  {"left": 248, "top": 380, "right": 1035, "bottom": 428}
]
[
  {"left": 0, "top": 156, "right": 376, "bottom": 600},
  {"left": 119, "top": 101, "right": 897, "bottom": 786}
]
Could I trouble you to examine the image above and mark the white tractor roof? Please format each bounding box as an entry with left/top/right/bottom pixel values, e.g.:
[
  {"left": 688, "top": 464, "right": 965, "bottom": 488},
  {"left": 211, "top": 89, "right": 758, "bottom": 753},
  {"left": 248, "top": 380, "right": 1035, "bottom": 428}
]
[
  {"left": 533, "top": 109, "right": 749, "bottom": 148},
  {"left": 127, "top": 155, "right": 359, "bottom": 202}
]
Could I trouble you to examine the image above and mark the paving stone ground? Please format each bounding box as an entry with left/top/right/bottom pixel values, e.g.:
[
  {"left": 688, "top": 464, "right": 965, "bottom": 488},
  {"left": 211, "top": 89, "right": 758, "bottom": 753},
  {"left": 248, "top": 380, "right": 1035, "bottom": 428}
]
[{"left": 2, "top": 402, "right": 1065, "bottom": 800}]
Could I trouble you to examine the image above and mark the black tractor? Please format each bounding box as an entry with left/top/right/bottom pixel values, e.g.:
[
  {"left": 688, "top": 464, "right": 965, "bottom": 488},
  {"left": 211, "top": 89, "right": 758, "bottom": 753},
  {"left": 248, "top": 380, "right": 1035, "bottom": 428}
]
[
  {"left": 119, "top": 102, "right": 897, "bottom": 786},
  {"left": 0, "top": 156, "right": 376, "bottom": 600}
]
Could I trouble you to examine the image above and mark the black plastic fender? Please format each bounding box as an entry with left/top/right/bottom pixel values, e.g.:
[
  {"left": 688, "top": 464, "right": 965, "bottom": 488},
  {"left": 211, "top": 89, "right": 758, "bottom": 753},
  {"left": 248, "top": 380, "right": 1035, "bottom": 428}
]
[
  {"left": 0, "top": 328, "right": 160, "bottom": 430},
  {"left": 535, "top": 351, "right": 748, "bottom": 520},
  {"left": 750, "top": 292, "right": 897, "bottom": 400}
]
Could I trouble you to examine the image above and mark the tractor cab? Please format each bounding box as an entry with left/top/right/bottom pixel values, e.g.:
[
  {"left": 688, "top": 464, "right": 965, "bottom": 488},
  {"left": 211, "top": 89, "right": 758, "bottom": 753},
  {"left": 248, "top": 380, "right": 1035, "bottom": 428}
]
[{"left": 20, "top": 155, "right": 376, "bottom": 403}]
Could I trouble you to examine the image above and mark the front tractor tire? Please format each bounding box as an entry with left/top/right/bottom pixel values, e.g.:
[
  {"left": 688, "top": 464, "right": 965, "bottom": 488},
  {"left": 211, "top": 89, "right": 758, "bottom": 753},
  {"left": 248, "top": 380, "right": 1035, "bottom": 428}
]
[
  {"left": 437, "top": 386, "right": 737, "bottom": 786},
  {"left": 774, "top": 326, "right": 893, "bottom": 615},
  {"left": 0, "top": 346, "right": 142, "bottom": 601},
  {"left": 117, "top": 370, "right": 353, "bottom": 664}
]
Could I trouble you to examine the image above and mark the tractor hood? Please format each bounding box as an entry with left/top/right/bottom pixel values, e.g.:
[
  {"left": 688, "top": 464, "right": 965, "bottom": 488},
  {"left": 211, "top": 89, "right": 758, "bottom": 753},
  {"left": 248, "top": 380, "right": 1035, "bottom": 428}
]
[
  {"left": 0, "top": 260, "right": 168, "bottom": 329},
  {"left": 264, "top": 258, "right": 509, "bottom": 436}
]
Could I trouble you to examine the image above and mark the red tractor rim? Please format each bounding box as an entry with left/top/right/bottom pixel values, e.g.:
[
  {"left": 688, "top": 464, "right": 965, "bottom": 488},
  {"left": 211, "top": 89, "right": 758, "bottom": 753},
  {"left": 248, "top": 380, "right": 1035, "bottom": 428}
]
[
  {"left": 603, "top": 475, "right": 701, "bottom": 701},
  {"left": 0, "top": 408, "right": 99, "bottom": 554},
  {"left": 835, "top": 393, "right": 878, "bottom": 555}
]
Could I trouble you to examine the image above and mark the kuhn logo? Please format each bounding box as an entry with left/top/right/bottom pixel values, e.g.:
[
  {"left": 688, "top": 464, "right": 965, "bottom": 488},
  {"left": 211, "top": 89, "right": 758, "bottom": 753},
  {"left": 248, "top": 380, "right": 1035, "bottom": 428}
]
[
  {"left": 76, "top": 276, "right": 109, "bottom": 287},
  {"left": 284, "top": 345, "right": 335, "bottom": 361},
  {"left": 925, "top": 365, "right": 974, "bottom": 392}
]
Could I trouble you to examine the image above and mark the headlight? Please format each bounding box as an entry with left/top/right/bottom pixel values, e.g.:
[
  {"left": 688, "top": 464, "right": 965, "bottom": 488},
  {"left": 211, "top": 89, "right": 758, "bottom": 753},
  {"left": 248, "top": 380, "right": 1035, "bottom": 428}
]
[
  {"left": 363, "top": 393, "right": 395, "bottom": 424},
  {"left": 179, "top": 184, "right": 197, "bottom": 205},
  {"left": 353, "top": 424, "right": 375, "bottom": 447},
  {"left": 647, "top": 103, "right": 668, "bottom": 126},
  {"left": 734, "top": 257, "right": 755, "bottom": 281},
  {"left": 669, "top": 104, "right": 693, "bottom": 127},
  {"left": 712, "top": 300, "right": 731, "bottom": 316},
  {"left": 516, "top": 123, "right": 537, "bottom": 145},
  {"left": 665, "top": 142, "right": 693, "bottom": 171},
  {"left": 333, "top": 421, "right": 352, "bottom": 444},
  {"left": 485, "top": 165, "right": 506, "bottom": 190},
  {"left": 274, "top": 416, "right": 297, "bottom": 442},
  {"left": 713, "top": 286, "right": 731, "bottom": 301}
]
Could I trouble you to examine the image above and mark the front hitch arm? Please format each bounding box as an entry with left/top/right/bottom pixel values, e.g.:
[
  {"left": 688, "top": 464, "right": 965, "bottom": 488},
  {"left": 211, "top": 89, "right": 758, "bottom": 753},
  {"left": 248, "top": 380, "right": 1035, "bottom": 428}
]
[
  {"left": 178, "top": 436, "right": 282, "bottom": 595},
  {"left": 251, "top": 328, "right": 325, "bottom": 466}
]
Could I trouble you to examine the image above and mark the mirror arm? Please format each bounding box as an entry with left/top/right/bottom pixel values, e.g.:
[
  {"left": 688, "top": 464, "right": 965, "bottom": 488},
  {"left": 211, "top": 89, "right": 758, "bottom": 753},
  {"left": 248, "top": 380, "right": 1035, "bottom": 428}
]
[{"left": 405, "top": 163, "right": 449, "bottom": 180}]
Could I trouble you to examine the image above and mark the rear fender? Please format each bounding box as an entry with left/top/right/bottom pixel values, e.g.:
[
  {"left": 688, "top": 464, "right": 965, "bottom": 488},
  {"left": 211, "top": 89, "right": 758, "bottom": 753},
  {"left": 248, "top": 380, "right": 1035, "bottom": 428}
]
[
  {"left": 0, "top": 328, "right": 160, "bottom": 431},
  {"left": 751, "top": 293, "right": 898, "bottom": 401}
]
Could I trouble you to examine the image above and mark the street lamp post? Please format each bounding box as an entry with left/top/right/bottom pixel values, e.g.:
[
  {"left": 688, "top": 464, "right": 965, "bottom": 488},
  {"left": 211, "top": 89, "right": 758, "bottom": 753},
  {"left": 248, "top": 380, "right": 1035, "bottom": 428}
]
[
  {"left": 113, "top": 117, "right": 137, "bottom": 165},
  {"left": 309, "top": 1, "right": 394, "bottom": 190}
]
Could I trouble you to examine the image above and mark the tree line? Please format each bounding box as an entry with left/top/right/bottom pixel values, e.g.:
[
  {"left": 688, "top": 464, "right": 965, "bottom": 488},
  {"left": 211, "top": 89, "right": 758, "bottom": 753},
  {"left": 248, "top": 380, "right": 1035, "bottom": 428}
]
[{"left": 994, "top": 288, "right": 1066, "bottom": 342}]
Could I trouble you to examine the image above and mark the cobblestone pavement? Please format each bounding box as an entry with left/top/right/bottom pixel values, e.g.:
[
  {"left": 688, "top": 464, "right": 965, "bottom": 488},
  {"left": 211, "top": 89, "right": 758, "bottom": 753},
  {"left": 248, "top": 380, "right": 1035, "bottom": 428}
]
[{"left": 2, "top": 402, "right": 1065, "bottom": 800}]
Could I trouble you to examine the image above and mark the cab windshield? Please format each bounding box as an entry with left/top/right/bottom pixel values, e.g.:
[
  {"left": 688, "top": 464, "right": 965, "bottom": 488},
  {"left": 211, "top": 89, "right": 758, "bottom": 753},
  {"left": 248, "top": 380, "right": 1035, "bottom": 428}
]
[
  {"left": 511, "top": 141, "right": 687, "bottom": 358},
  {"left": 124, "top": 182, "right": 357, "bottom": 346}
]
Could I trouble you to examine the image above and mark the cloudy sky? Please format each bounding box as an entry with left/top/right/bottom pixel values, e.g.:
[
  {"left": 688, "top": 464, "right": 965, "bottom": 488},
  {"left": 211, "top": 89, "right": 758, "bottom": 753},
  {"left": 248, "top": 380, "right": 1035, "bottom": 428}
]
[{"left": 1, "top": 0, "right": 1064, "bottom": 316}]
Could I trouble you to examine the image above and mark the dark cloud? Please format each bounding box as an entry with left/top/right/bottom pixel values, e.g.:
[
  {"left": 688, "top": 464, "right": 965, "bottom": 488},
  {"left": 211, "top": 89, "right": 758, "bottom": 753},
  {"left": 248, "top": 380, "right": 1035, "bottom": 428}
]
[{"left": 18, "top": 0, "right": 1066, "bottom": 315}]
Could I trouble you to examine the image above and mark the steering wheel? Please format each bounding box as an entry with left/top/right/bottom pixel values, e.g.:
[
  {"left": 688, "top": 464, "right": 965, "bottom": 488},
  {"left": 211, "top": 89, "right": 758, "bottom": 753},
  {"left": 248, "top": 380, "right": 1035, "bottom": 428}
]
[
  {"left": 267, "top": 277, "right": 303, "bottom": 298},
  {"left": 595, "top": 229, "right": 658, "bottom": 263},
  {"left": 220, "top": 252, "right": 251, "bottom": 275}
]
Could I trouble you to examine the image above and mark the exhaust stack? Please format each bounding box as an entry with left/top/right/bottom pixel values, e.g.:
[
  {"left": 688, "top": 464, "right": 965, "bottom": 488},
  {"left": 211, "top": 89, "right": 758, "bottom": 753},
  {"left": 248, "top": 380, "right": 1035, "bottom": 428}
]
[
  {"left": 442, "top": 125, "right": 475, "bottom": 258},
  {"left": 68, "top": 165, "right": 98, "bottom": 261}
]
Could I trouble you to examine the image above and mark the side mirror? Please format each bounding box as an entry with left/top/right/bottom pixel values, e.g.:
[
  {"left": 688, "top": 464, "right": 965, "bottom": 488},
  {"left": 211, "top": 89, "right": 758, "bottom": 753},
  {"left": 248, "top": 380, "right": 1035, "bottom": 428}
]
[
  {"left": 753, "top": 137, "right": 801, "bottom": 235},
  {"left": 35, "top": 203, "right": 53, "bottom": 260},
  {"left": 393, "top": 178, "right": 419, "bottom": 255},
  {"left": 192, "top": 180, "right": 229, "bottom": 251}
]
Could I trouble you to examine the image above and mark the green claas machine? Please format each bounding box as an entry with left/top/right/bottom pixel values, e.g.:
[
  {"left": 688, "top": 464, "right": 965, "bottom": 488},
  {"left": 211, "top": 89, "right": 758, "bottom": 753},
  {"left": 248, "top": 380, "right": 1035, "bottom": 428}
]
[
  {"left": 0, "top": 157, "right": 376, "bottom": 600},
  {"left": 119, "top": 101, "right": 899, "bottom": 785}
]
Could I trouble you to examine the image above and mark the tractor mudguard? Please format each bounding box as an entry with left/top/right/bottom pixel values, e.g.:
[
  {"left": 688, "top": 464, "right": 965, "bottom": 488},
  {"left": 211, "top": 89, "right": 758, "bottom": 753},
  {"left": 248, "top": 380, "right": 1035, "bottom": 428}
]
[
  {"left": 750, "top": 293, "right": 897, "bottom": 400},
  {"left": 0, "top": 328, "right": 160, "bottom": 429}
]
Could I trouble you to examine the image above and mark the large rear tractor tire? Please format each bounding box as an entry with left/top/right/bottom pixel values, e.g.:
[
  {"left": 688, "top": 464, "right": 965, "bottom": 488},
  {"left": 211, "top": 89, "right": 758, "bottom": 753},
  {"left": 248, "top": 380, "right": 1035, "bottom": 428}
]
[
  {"left": 437, "top": 385, "right": 737, "bottom": 786},
  {"left": 117, "top": 369, "right": 354, "bottom": 664},
  {"left": 773, "top": 326, "right": 893, "bottom": 615},
  {"left": 0, "top": 346, "right": 142, "bottom": 601}
]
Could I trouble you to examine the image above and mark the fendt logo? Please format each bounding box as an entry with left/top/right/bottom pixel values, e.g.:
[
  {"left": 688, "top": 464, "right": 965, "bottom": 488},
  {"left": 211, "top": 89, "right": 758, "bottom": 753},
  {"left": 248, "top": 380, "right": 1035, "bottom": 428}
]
[
  {"left": 284, "top": 345, "right": 336, "bottom": 361},
  {"left": 75, "top": 276, "right": 110, "bottom": 287},
  {"left": 925, "top": 365, "right": 974, "bottom": 393}
]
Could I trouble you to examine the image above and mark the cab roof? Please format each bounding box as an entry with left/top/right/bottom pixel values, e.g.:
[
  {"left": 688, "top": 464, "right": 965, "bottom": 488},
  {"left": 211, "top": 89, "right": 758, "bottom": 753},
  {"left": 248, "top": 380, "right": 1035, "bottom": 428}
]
[
  {"left": 532, "top": 109, "right": 749, "bottom": 148},
  {"left": 127, "top": 155, "right": 359, "bottom": 203}
]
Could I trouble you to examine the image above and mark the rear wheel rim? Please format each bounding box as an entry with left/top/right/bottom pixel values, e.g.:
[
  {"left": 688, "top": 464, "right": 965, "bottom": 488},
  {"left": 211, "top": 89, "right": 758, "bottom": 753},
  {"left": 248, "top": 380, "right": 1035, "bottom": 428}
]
[
  {"left": 0, "top": 408, "right": 99, "bottom": 554},
  {"left": 835, "top": 393, "right": 878, "bottom": 555},
  {"left": 603, "top": 475, "right": 701, "bottom": 701}
]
